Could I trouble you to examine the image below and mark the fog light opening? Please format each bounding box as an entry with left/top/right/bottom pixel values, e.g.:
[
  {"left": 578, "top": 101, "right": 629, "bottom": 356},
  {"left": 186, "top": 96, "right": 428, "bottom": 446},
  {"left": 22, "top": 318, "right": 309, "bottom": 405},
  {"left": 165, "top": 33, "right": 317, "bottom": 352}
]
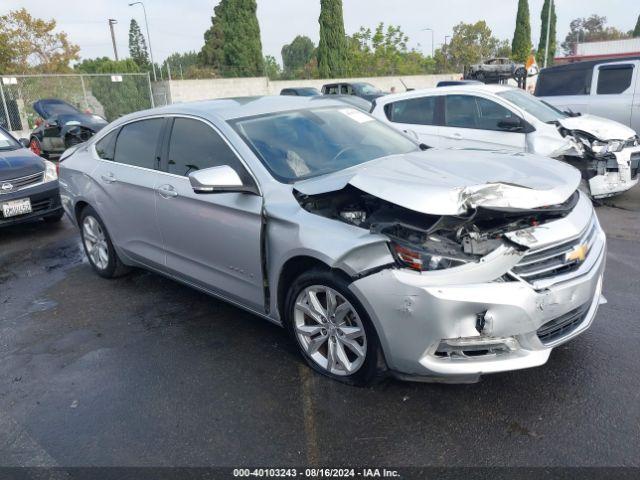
[{"left": 435, "top": 336, "right": 517, "bottom": 359}]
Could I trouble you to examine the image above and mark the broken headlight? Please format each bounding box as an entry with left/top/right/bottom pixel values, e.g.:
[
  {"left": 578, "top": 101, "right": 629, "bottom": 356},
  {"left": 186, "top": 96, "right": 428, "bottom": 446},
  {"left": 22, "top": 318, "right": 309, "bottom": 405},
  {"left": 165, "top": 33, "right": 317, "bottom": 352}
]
[
  {"left": 390, "top": 242, "right": 468, "bottom": 272},
  {"left": 578, "top": 136, "right": 624, "bottom": 156}
]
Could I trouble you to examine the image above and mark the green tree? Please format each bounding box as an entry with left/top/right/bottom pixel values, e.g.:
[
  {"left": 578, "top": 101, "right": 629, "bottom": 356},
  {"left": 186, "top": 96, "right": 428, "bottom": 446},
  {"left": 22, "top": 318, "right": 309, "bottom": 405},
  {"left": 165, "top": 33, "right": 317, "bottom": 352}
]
[
  {"left": 561, "top": 15, "right": 629, "bottom": 55},
  {"left": 317, "top": 0, "right": 348, "bottom": 78},
  {"left": 75, "top": 58, "right": 150, "bottom": 120},
  {"left": 536, "top": 0, "right": 557, "bottom": 66},
  {"left": 446, "top": 21, "right": 506, "bottom": 72},
  {"left": 634, "top": 15, "right": 640, "bottom": 37},
  {"left": 512, "top": 0, "right": 532, "bottom": 62},
  {"left": 128, "top": 19, "right": 149, "bottom": 68},
  {"left": 0, "top": 8, "right": 79, "bottom": 73},
  {"left": 281, "top": 36, "right": 315, "bottom": 76},
  {"left": 264, "top": 55, "right": 282, "bottom": 79},
  {"left": 162, "top": 51, "right": 214, "bottom": 79},
  {"left": 200, "top": 0, "right": 264, "bottom": 77}
]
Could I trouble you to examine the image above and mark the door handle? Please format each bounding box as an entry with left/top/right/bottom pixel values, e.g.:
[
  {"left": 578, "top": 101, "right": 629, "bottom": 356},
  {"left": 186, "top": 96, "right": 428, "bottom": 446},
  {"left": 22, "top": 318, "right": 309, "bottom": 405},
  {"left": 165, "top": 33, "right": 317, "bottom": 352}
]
[
  {"left": 100, "top": 173, "right": 117, "bottom": 184},
  {"left": 448, "top": 132, "right": 463, "bottom": 140},
  {"left": 157, "top": 184, "right": 178, "bottom": 199}
]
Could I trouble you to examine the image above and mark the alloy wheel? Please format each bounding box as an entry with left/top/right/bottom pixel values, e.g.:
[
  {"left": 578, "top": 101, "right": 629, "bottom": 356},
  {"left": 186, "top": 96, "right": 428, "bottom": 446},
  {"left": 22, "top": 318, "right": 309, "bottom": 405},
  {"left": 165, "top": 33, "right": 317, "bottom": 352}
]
[
  {"left": 82, "top": 216, "right": 109, "bottom": 270},
  {"left": 293, "top": 285, "right": 367, "bottom": 376}
]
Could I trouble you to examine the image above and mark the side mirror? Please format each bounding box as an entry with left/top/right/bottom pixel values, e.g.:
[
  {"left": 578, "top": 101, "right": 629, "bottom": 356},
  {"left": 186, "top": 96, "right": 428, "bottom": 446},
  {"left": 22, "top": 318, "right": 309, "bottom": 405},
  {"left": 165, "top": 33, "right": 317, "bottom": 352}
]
[
  {"left": 189, "top": 165, "right": 258, "bottom": 195},
  {"left": 18, "top": 138, "right": 30, "bottom": 148},
  {"left": 497, "top": 118, "right": 524, "bottom": 132}
]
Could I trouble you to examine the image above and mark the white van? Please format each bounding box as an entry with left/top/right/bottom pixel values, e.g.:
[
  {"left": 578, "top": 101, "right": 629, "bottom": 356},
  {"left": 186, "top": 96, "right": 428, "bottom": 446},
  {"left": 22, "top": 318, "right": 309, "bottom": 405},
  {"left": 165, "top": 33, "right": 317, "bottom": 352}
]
[{"left": 535, "top": 57, "right": 640, "bottom": 134}]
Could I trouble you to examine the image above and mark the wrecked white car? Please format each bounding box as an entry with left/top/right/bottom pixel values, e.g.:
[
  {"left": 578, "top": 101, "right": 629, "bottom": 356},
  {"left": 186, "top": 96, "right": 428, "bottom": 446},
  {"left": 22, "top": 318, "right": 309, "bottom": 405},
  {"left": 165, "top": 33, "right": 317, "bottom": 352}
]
[
  {"left": 372, "top": 85, "right": 639, "bottom": 199},
  {"left": 59, "top": 97, "right": 606, "bottom": 385}
]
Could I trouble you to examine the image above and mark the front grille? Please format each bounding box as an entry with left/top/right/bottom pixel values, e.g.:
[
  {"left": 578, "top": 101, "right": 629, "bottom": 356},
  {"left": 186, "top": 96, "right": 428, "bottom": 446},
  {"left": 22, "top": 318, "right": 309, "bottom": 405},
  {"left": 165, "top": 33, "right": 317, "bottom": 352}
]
[
  {"left": 0, "top": 198, "right": 51, "bottom": 220},
  {"left": 631, "top": 153, "right": 640, "bottom": 180},
  {"left": 511, "top": 215, "right": 598, "bottom": 283},
  {"left": 0, "top": 171, "right": 44, "bottom": 195},
  {"left": 537, "top": 302, "right": 591, "bottom": 345}
]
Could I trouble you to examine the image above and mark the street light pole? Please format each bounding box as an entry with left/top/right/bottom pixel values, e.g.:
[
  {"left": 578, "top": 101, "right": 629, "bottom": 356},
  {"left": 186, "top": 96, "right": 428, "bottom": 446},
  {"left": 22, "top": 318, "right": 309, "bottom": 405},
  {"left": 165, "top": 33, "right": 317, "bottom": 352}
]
[
  {"left": 108, "top": 19, "right": 119, "bottom": 61},
  {"left": 422, "top": 28, "right": 434, "bottom": 57},
  {"left": 543, "top": 0, "right": 553, "bottom": 68},
  {"left": 129, "top": 1, "right": 157, "bottom": 82},
  {"left": 444, "top": 35, "right": 451, "bottom": 71}
]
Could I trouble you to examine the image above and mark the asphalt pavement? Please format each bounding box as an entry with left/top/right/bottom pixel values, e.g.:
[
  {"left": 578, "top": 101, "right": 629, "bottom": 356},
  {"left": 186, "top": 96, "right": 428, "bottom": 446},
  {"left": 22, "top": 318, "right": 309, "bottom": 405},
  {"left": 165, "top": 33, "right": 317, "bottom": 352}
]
[{"left": 0, "top": 188, "right": 639, "bottom": 468}]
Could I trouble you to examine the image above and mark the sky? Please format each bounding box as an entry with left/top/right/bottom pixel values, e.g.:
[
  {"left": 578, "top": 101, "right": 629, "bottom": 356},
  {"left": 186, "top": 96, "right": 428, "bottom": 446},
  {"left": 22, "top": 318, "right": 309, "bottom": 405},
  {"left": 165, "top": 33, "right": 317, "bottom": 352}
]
[{"left": 2, "top": 0, "right": 638, "bottom": 67}]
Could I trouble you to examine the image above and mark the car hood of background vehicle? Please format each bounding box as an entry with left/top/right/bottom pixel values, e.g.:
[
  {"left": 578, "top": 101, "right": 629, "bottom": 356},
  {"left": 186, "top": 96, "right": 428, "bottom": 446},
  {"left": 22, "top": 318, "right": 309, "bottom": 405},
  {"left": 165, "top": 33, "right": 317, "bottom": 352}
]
[
  {"left": 0, "top": 148, "right": 44, "bottom": 180},
  {"left": 558, "top": 114, "right": 636, "bottom": 141},
  {"left": 54, "top": 113, "right": 108, "bottom": 130},
  {"left": 293, "top": 149, "right": 581, "bottom": 216}
]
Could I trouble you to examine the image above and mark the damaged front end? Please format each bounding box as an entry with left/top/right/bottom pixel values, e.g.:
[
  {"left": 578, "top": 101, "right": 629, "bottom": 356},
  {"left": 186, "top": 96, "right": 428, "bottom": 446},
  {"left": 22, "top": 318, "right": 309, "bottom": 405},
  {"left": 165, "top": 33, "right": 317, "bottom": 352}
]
[{"left": 550, "top": 118, "right": 640, "bottom": 199}]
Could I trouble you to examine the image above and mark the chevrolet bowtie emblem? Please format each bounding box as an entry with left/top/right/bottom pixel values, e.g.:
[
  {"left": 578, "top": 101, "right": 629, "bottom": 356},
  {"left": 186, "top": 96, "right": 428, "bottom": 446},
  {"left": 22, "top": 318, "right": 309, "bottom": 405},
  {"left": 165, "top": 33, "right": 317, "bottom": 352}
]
[{"left": 565, "top": 244, "right": 589, "bottom": 264}]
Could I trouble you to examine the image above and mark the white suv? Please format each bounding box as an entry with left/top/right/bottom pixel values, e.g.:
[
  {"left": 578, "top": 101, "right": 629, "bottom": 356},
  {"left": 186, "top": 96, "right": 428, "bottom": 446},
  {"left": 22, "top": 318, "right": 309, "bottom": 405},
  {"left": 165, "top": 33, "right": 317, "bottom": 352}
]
[{"left": 371, "top": 84, "right": 640, "bottom": 199}]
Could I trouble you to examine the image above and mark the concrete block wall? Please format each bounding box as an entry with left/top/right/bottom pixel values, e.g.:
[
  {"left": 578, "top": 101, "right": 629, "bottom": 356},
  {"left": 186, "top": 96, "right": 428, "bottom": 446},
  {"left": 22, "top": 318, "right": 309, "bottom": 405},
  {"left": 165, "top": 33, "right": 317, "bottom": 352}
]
[{"left": 156, "top": 73, "right": 462, "bottom": 104}]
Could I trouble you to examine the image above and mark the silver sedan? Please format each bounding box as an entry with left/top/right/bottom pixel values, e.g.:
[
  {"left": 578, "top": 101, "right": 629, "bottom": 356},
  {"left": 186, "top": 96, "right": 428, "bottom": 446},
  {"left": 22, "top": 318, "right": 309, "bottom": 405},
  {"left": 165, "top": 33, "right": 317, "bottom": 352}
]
[{"left": 59, "top": 96, "right": 606, "bottom": 385}]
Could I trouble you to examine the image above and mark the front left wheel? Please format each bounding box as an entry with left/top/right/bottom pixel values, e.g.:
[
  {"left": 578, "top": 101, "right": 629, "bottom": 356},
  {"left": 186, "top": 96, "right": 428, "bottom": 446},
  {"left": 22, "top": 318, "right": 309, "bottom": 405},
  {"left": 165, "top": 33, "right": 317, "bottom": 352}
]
[
  {"left": 79, "top": 206, "right": 130, "bottom": 279},
  {"left": 284, "top": 269, "right": 381, "bottom": 386}
]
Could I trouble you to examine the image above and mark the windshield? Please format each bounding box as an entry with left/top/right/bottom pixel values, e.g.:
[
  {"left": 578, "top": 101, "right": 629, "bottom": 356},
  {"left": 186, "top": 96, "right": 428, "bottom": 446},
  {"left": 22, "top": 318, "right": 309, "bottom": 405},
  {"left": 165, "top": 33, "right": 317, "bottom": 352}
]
[
  {"left": 37, "top": 100, "right": 80, "bottom": 117},
  {"left": 354, "top": 83, "right": 382, "bottom": 95},
  {"left": 497, "top": 89, "right": 567, "bottom": 123},
  {"left": 232, "top": 107, "right": 419, "bottom": 183},
  {"left": 0, "top": 128, "right": 20, "bottom": 150}
]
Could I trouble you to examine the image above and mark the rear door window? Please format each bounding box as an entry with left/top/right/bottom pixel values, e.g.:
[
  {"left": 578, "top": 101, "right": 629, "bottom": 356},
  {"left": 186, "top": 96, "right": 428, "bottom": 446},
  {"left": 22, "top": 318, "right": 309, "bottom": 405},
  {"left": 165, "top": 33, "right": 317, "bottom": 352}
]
[
  {"left": 95, "top": 129, "right": 118, "bottom": 160},
  {"left": 596, "top": 64, "right": 634, "bottom": 94},
  {"left": 535, "top": 68, "right": 592, "bottom": 96},
  {"left": 114, "top": 118, "right": 163, "bottom": 169},
  {"left": 386, "top": 97, "right": 438, "bottom": 125}
]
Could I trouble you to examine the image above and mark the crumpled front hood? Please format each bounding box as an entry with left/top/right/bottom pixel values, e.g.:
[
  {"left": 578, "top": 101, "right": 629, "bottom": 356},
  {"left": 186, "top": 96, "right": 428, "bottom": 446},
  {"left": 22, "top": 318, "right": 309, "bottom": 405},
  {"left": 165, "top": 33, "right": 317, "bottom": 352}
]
[
  {"left": 294, "top": 149, "right": 581, "bottom": 216},
  {"left": 558, "top": 114, "right": 636, "bottom": 141}
]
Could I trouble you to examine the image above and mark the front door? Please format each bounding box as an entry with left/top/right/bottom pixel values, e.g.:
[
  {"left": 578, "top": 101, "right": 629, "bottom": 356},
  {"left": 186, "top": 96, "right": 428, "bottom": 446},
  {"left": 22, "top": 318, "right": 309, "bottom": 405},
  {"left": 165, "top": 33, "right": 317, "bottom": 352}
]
[
  {"left": 155, "top": 117, "right": 264, "bottom": 311},
  {"left": 439, "top": 94, "right": 527, "bottom": 151},
  {"left": 92, "top": 118, "right": 166, "bottom": 268}
]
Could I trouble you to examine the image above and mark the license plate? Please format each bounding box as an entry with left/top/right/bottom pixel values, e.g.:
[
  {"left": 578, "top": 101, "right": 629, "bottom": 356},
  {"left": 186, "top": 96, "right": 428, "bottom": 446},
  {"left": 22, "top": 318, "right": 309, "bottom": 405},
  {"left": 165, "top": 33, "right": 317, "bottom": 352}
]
[{"left": 1, "top": 198, "right": 32, "bottom": 218}]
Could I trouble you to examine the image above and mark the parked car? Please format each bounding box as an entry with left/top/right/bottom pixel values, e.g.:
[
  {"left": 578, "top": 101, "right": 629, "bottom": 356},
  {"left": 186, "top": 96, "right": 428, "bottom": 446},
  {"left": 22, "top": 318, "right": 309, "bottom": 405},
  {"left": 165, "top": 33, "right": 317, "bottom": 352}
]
[
  {"left": 325, "top": 94, "right": 372, "bottom": 112},
  {"left": 467, "top": 57, "right": 527, "bottom": 82},
  {"left": 59, "top": 96, "right": 605, "bottom": 385},
  {"left": 322, "top": 82, "right": 385, "bottom": 102},
  {"left": 437, "top": 79, "right": 484, "bottom": 87},
  {"left": 371, "top": 84, "right": 640, "bottom": 199},
  {"left": 0, "top": 126, "right": 63, "bottom": 227},
  {"left": 29, "top": 99, "right": 107, "bottom": 158},
  {"left": 535, "top": 57, "right": 640, "bottom": 134},
  {"left": 280, "top": 87, "right": 321, "bottom": 96}
]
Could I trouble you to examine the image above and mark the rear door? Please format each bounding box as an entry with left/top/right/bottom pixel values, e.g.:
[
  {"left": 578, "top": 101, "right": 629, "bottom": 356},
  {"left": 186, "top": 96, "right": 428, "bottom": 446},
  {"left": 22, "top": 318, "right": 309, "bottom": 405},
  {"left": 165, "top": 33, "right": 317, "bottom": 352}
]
[
  {"left": 590, "top": 61, "right": 638, "bottom": 128},
  {"left": 439, "top": 94, "right": 527, "bottom": 151},
  {"left": 92, "top": 117, "right": 166, "bottom": 268},
  {"left": 382, "top": 95, "right": 442, "bottom": 147},
  {"left": 155, "top": 116, "right": 264, "bottom": 311}
]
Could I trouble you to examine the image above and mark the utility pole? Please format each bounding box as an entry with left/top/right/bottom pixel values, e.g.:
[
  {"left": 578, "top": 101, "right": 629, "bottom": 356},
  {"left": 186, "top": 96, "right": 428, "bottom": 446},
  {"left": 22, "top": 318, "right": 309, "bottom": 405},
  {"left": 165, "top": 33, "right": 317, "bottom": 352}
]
[
  {"left": 129, "top": 2, "right": 157, "bottom": 81},
  {"left": 422, "top": 28, "right": 435, "bottom": 57},
  {"left": 444, "top": 35, "right": 451, "bottom": 71},
  {"left": 108, "top": 19, "right": 119, "bottom": 61},
  {"left": 543, "top": 0, "right": 553, "bottom": 68}
]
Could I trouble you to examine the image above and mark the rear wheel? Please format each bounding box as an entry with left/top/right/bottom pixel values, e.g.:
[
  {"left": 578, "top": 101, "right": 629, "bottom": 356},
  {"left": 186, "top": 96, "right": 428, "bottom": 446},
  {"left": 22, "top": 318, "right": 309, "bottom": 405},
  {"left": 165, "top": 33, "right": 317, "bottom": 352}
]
[
  {"left": 284, "top": 269, "right": 381, "bottom": 386},
  {"left": 29, "top": 137, "right": 44, "bottom": 157},
  {"left": 79, "top": 206, "right": 130, "bottom": 278}
]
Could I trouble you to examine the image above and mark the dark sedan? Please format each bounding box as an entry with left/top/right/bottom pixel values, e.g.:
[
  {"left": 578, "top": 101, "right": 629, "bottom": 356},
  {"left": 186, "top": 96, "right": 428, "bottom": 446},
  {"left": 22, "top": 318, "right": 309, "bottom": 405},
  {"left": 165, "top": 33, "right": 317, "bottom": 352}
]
[
  {"left": 29, "top": 99, "right": 107, "bottom": 158},
  {"left": 1, "top": 127, "right": 63, "bottom": 227}
]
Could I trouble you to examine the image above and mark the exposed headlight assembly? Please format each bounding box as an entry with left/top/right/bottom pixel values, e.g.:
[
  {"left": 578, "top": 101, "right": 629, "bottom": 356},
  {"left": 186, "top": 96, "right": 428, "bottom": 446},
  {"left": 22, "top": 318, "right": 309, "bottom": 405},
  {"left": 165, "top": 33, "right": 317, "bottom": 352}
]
[
  {"left": 43, "top": 159, "right": 58, "bottom": 182},
  {"left": 579, "top": 136, "right": 625, "bottom": 156},
  {"left": 390, "top": 242, "right": 468, "bottom": 271}
]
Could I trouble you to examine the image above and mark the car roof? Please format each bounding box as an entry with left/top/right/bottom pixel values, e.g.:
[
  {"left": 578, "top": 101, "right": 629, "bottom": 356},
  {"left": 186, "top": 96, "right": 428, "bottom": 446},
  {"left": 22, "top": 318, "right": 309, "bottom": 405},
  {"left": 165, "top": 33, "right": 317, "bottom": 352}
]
[
  {"left": 540, "top": 56, "right": 640, "bottom": 73},
  {"left": 375, "top": 83, "right": 515, "bottom": 104},
  {"left": 126, "top": 95, "right": 353, "bottom": 122}
]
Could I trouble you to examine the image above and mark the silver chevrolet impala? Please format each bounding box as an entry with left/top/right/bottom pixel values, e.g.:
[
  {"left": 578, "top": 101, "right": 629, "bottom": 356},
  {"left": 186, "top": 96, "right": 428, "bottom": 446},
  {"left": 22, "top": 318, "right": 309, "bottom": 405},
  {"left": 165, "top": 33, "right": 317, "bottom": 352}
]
[{"left": 59, "top": 96, "right": 607, "bottom": 385}]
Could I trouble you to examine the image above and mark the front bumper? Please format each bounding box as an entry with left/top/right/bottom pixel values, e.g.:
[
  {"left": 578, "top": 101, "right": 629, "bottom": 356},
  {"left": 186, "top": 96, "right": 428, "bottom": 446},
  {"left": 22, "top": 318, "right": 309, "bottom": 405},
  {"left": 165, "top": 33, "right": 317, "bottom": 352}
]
[
  {"left": 589, "top": 147, "right": 640, "bottom": 198},
  {"left": 0, "top": 180, "right": 62, "bottom": 227},
  {"left": 349, "top": 193, "right": 607, "bottom": 382}
]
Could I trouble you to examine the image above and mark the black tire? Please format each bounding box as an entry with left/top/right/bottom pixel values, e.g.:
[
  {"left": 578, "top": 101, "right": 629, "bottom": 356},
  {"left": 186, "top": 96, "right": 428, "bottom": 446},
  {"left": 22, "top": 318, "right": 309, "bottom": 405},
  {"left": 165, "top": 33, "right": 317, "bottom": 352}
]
[
  {"left": 79, "top": 205, "right": 130, "bottom": 279},
  {"left": 284, "top": 269, "right": 382, "bottom": 386},
  {"left": 29, "top": 137, "right": 48, "bottom": 159},
  {"left": 43, "top": 211, "right": 64, "bottom": 223},
  {"left": 475, "top": 71, "right": 485, "bottom": 82}
]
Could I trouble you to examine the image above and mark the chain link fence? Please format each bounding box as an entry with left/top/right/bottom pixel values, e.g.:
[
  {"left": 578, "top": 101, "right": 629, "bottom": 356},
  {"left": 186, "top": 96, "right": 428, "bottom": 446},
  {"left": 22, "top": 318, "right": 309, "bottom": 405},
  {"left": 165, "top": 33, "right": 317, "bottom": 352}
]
[{"left": 0, "top": 73, "right": 154, "bottom": 136}]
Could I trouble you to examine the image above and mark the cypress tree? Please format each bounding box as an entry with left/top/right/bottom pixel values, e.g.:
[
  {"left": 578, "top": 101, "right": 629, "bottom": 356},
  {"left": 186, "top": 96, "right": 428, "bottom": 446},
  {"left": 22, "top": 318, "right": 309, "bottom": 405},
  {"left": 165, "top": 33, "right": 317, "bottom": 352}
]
[
  {"left": 128, "top": 19, "right": 149, "bottom": 68},
  {"left": 536, "top": 0, "right": 557, "bottom": 67},
  {"left": 200, "top": 0, "right": 264, "bottom": 77},
  {"left": 633, "top": 14, "right": 640, "bottom": 37},
  {"left": 511, "top": 0, "right": 532, "bottom": 63},
  {"left": 317, "top": 0, "right": 348, "bottom": 78}
]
